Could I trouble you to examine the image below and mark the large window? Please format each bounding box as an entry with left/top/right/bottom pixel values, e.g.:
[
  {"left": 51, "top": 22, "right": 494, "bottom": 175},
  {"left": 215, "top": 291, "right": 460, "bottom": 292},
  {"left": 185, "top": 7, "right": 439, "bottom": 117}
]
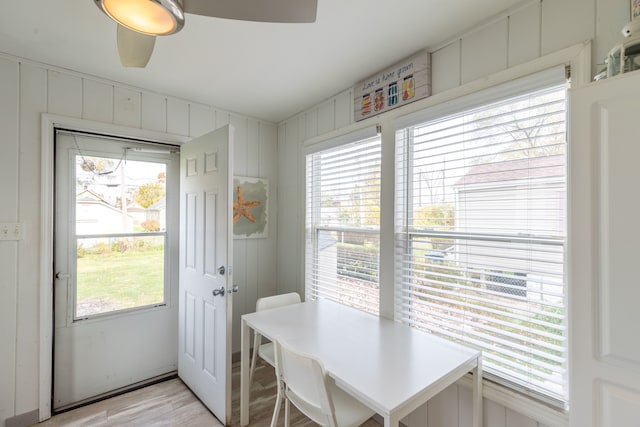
[
  {"left": 306, "top": 134, "right": 381, "bottom": 315},
  {"left": 395, "top": 71, "right": 568, "bottom": 405}
]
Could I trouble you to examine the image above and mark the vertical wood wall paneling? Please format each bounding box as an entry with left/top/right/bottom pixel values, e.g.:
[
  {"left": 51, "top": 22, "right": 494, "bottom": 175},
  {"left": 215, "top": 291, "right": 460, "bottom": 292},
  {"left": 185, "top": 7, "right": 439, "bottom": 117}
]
[
  {"left": 507, "top": 407, "right": 539, "bottom": 427},
  {"left": 245, "top": 119, "right": 260, "bottom": 310},
  {"left": 508, "top": 1, "right": 542, "bottom": 68},
  {"left": 426, "top": 384, "right": 459, "bottom": 427},
  {"left": 0, "top": 57, "right": 19, "bottom": 425},
  {"left": 0, "top": 58, "right": 19, "bottom": 214},
  {"left": 458, "top": 383, "right": 474, "bottom": 427},
  {"left": 141, "top": 93, "right": 167, "bottom": 133},
  {"left": 334, "top": 90, "right": 352, "bottom": 130},
  {"left": 405, "top": 402, "right": 428, "bottom": 426},
  {"left": 431, "top": 41, "right": 462, "bottom": 95},
  {"left": 215, "top": 110, "right": 230, "bottom": 129},
  {"left": 188, "top": 104, "right": 215, "bottom": 137},
  {"left": 276, "top": 118, "right": 302, "bottom": 296},
  {"left": 317, "top": 99, "right": 335, "bottom": 135},
  {"left": 113, "top": 87, "right": 141, "bottom": 128},
  {"left": 258, "top": 123, "right": 278, "bottom": 301},
  {"left": 276, "top": 121, "right": 288, "bottom": 293},
  {"left": 305, "top": 107, "right": 318, "bottom": 140},
  {"left": 230, "top": 114, "right": 248, "bottom": 353},
  {"left": 15, "top": 63, "right": 47, "bottom": 415},
  {"left": 82, "top": 79, "right": 114, "bottom": 123},
  {"left": 47, "top": 71, "right": 82, "bottom": 117},
  {"left": 461, "top": 18, "right": 509, "bottom": 84},
  {"left": 485, "top": 398, "right": 507, "bottom": 427},
  {"left": 166, "top": 99, "right": 189, "bottom": 136},
  {"left": 296, "top": 115, "right": 306, "bottom": 296},
  {"left": 541, "top": 0, "right": 595, "bottom": 56}
]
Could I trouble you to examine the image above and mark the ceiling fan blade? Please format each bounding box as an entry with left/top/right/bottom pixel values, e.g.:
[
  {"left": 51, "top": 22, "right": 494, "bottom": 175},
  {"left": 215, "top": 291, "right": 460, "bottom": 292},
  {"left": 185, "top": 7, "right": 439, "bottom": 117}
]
[
  {"left": 116, "top": 25, "right": 157, "bottom": 68},
  {"left": 183, "top": 0, "right": 317, "bottom": 23}
]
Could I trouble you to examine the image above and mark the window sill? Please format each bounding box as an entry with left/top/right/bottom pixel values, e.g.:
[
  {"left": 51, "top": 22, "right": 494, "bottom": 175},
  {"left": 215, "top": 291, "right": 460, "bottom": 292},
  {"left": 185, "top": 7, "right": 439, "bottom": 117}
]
[{"left": 457, "top": 374, "right": 569, "bottom": 427}]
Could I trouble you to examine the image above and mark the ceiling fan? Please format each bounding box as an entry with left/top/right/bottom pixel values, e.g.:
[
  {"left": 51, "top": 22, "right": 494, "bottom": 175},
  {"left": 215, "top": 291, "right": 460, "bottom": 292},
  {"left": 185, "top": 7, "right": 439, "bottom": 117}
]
[{"left": 93, "top": 0, "right": 317, "bottom": 67}]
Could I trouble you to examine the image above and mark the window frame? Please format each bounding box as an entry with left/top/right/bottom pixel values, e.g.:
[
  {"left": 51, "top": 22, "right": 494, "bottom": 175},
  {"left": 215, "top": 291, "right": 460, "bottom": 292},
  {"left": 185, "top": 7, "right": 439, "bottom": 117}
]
[
  {"left": 59, "top": 131, "right": 178, "bottom": 322},
  {"left": 304, "top": 127, "right": 382, "bottom": 315}
]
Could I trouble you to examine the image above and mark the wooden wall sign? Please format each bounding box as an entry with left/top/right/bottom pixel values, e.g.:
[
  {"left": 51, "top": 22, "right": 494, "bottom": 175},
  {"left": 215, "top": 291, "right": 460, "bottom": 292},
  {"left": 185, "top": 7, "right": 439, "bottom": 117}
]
[{"left": 353, "top": 50, "right": 431, "bottom": 122}]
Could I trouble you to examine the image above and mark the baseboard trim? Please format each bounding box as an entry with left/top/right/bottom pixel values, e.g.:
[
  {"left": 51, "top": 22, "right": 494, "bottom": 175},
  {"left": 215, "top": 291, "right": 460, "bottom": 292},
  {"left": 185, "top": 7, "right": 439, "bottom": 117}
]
[{"left": 6, "top": 409, "right": 39, "bottom": 427}]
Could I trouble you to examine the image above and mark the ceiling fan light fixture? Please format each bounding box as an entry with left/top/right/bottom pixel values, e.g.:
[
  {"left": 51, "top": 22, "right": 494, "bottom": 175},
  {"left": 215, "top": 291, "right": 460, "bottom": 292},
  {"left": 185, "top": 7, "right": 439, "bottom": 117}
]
[{"left": 96, "top": 0, "right": 184, "bottom": 35}]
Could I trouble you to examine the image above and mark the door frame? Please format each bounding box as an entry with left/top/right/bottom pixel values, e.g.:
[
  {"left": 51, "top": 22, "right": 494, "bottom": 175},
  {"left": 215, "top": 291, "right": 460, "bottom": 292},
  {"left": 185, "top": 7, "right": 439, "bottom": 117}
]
[{"left": 39, "top": 114, "right": 189, "bottom": 421}]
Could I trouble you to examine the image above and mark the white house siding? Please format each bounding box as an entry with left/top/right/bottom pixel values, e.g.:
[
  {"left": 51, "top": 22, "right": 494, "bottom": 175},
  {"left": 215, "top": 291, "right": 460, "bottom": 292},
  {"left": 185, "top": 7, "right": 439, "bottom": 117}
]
[
  {"left": 454, "top": 178, "right": 566, "bottom": 278},
  {"left": 276, "top": 0, "right": 628, "bottom": 426},
  {"left": 0, "top": 55, "right": 277, "bottom": 426}
]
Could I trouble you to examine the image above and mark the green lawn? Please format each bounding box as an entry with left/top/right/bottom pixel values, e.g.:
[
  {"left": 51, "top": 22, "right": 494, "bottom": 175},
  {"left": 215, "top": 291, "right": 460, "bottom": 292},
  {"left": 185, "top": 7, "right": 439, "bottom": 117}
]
[{"left": 76, "top": 247, "right": 165, "bottom": 314}]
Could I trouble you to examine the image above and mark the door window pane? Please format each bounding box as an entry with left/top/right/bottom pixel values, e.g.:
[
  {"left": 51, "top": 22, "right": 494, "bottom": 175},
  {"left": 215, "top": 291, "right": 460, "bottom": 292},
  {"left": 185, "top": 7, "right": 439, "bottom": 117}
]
[
  {"left": 76, "top": 235, "right": 165, "bottom": 317},
  {"left": 74, "top": 154, "right": 168, "bottom": 318}
]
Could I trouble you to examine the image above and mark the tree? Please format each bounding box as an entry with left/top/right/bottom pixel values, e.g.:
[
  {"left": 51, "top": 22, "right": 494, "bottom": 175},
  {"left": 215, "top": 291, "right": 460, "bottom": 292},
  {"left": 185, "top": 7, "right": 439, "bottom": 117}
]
[
  {"left": 414, "top": 204, "right": 454, "bottom": 230},
  {"left": 469, "top": 89, "right": 566, "bottom": 164},
  {"left": 134, "top": 182, "right": 165, "bottom": 208}
]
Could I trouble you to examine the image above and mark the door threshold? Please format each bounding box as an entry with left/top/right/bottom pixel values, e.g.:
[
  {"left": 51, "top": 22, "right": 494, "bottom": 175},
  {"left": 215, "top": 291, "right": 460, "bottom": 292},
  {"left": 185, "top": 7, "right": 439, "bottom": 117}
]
[{"left": 53, "top": 371, "right": 178, "bottom": 414}]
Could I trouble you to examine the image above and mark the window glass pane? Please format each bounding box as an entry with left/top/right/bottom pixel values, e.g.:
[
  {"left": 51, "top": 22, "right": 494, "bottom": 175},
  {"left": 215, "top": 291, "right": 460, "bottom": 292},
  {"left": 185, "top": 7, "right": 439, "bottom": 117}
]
[
  {"left": 76, "top": 235, "right": 165, "bottom": 318},
  {"left": 76, "top": 155, "right": 167, "bottom": 235},
  {"left": 310, "top": 230, "right": 379, "bottom": 314},
  {"left": 306, "top": 136, "right": 381, "bottom": 314},
  {"left": 74, "top": 152, "right": 168, "bottom": 319},
  {"left": 395, "top": 80, "right": 568, "bottom": 405}
]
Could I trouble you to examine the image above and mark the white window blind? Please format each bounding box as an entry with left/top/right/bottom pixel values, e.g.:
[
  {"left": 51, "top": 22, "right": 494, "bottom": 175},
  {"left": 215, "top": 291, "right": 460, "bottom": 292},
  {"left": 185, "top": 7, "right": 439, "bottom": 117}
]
[
  {"left": 306, "top": 136, "right": 381, "bottom": 315},
  {"left": 395, "top": 78, "right": 568, "bottom": 406}
]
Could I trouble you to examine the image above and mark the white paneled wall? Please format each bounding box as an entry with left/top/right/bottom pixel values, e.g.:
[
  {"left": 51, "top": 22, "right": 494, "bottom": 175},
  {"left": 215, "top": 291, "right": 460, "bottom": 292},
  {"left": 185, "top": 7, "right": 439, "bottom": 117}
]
[
  {"left": 275, "top": 0, "right": 628, "bottom": 426},
  {"left": 0, "top": 57, "right": 20, "bottom": 426},
  {"left": 0, "top": 53, "right": 277, "bottom": 426},
  {"left": 230, "top": 113, "right": 279, "bottom": 352}
]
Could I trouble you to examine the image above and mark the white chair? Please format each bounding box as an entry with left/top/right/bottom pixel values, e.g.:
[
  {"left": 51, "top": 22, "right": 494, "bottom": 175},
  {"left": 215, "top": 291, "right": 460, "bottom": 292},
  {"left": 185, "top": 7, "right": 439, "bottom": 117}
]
[
  {"left": 270, "top": 337, "right": 375, "bottom": 427},
  {"left": 249, "top": 292, "right": 301, "bottom": 384}
]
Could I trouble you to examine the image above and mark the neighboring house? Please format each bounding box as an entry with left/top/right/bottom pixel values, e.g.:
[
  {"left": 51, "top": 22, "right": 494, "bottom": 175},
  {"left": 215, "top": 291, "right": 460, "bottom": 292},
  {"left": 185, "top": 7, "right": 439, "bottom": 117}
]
[
  {"left": 76, "top": 189, "right": 135, "bottom": 237},
  {"left": 125, "top": 202, "right": 147, "bottom": 228},
  {"left": 146, "top": 198, "right": 167, "bottom": 231},
  {"left": 452, "top": 155, "right": 565, "bottom": 299}
]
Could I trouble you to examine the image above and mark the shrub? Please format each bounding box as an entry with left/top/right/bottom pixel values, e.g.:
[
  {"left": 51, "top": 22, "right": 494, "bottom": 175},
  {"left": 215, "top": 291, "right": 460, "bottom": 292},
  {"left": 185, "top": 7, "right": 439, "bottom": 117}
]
[{"left": 141, "top": 219, "right": 160, "bottom": 232}]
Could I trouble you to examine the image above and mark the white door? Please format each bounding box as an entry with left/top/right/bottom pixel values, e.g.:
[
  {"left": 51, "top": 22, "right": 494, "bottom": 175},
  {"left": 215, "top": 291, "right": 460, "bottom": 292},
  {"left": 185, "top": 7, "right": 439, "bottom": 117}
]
[
  {"left": 569, "top": 71, "right": 640, "bottom": 426},
  {"left": 178, "top": 125, "right": 234, "bottom": 424},
  {"left": 53, "top": 131, "right": 180, "bottom": 410}
]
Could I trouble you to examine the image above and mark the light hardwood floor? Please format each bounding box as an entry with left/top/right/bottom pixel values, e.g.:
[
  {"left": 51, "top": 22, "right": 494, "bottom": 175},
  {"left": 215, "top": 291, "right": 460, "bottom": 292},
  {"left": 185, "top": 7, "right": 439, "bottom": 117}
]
[{"left": 37, "top": 359, "right": 382, "bottom": 426}]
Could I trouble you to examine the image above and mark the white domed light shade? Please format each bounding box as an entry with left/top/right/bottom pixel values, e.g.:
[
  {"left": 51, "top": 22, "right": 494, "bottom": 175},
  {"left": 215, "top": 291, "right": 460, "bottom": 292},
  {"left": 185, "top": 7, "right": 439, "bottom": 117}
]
[
  {"left": 94, "top": 0, "right": 185, "bottom": 35},
  {"left": 117, "top": 25, "right": 156, "bottom": 67}
]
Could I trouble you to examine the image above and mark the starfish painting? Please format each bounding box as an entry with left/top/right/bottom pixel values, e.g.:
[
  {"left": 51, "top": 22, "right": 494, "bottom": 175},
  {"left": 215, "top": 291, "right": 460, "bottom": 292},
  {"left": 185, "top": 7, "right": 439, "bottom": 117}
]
[{"left": 233, "top": 185, "right": 261, "bottom": 224}]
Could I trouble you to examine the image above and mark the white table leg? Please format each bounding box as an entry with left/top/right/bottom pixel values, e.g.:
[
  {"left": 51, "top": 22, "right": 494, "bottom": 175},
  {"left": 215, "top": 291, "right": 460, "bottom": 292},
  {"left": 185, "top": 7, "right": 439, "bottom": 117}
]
[
  {"left": 472, "top": 356, "right": 483, "bottom": 427},
  {"left": 384, "top": 414, "right": 400, "bottom": 427},
  {"left": 240, "top": 318, "right": 250, "bottom": 426}
]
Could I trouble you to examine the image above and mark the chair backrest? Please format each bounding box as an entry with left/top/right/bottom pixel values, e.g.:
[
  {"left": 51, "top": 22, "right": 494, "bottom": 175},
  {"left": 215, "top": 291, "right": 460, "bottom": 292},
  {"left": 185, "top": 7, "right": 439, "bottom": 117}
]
[
  {"left": 274, "top": 337, "right": 337, "bottom": 427},
  {"left": 256, "top": 292, "right": 301, "bottom": 312}
]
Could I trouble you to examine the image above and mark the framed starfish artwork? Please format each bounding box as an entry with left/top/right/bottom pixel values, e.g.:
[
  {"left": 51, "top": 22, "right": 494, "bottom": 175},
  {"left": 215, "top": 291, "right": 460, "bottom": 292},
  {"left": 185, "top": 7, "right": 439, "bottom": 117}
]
[{"left": 232, "top": 176, "right": 268, "bottom": 238}]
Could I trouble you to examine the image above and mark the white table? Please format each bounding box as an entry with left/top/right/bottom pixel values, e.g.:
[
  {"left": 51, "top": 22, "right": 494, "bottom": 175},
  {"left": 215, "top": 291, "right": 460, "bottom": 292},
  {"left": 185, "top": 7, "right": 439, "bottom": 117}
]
[{"left": 240, "top": 299, "right": 482, "bottom": 427}]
